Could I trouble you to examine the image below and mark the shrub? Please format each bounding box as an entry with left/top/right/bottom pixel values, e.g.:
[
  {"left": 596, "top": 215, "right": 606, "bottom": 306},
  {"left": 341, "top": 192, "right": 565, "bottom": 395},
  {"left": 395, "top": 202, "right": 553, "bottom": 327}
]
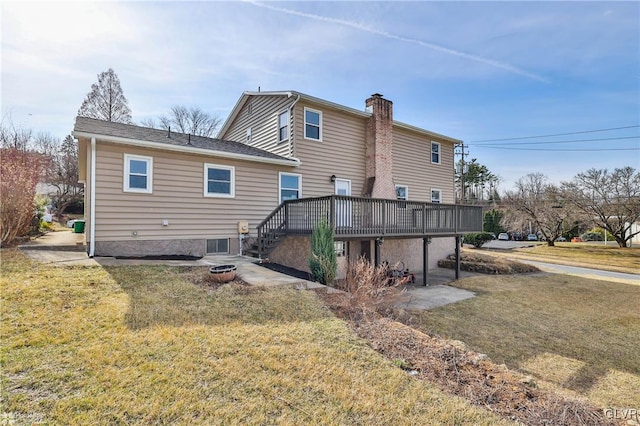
[
  {"left": 1, "top": 148, "right": 47, "bottom": 246},
  {"left": 332, "top": 257, "right": 405, "bottom": 322},
  {"left": 463, "top": 232, "right": 494, "bottom": 248},
  {"left": 308, "top": 219, "right": 337, "bottom": 285}
]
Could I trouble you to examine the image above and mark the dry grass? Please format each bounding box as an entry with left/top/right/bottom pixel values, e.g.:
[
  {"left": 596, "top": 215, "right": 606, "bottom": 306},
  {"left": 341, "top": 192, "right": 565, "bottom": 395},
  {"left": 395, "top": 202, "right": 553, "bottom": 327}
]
[
  {"left": 503, "top": 243, "right": 640, "bottom": 274},
  {"left": 1, "top": 249, "right": 507, "bottom": 425},
  {"left": 412, "top": 274, "right": 640, "bottom": 409},
  {"left": 318, "top": 259, "right": 616, "bottom": 425},
  {"left": 438, "top": 252, "right": 540, "bottom": 274}
]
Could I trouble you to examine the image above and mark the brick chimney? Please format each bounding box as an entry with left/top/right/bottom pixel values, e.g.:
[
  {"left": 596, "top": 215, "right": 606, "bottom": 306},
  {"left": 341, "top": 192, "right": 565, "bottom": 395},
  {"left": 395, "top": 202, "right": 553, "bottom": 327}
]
[{"left": 364, "top": 93, "right": 395, "bottom": 199}]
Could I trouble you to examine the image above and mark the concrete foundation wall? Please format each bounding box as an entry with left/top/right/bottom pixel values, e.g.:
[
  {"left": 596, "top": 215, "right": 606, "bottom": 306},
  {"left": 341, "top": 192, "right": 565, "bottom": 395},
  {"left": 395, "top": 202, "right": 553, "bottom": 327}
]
[
  {"left": 94, "top": 237, "right": 241, "bottom": 258},
  {"left": 268, "top": 236, "right": 312, "bottom": 273},
  {"left": 380, "top": 237, "right": 455, "bottom": 271},
  {"left": 266, "top": 235, "right": 455, "bottom": 279}
]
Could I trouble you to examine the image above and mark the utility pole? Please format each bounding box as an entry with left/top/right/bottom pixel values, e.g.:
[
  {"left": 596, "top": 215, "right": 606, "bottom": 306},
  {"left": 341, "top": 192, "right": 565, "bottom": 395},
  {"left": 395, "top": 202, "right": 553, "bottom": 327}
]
[{"left": 455, "top": 142, "right": 469, "bottom": 204}]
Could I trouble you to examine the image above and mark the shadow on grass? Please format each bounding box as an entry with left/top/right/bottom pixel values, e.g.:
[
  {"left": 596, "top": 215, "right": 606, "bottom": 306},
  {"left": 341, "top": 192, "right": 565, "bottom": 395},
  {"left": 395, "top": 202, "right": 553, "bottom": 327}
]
[
  {"left": 411, "top": 273, "right": 640, "bottom": 398},
  {"left": 103, "top": 265, "right": 331, "bottom": 331}
]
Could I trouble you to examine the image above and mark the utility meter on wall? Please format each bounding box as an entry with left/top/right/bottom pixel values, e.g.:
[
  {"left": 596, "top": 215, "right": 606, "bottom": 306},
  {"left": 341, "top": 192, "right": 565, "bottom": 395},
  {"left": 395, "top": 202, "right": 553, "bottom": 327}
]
[{"left": 237, "top": 221, "right": 249, "bottom": 234}]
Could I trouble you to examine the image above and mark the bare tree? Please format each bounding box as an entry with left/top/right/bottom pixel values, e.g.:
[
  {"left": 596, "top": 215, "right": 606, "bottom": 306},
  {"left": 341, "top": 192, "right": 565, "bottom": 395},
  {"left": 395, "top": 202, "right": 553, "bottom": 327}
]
[
  {"left": 41, "top": 135, "right": 84, "bottom": 218},
  {"left": 141, "top": 106, "right": 221, "bottom": 137},
  {"left": 562, "top": 167, "right": 640, "bottom": 248},
  {"left": 502, "top": 173, "right": 579, "bottom": 246},
  {"left": 78, "top": 68, "right": 132, "bottom": 123},
  {"left": 0, "top": 113, "right": 32, "bottom": 150}
]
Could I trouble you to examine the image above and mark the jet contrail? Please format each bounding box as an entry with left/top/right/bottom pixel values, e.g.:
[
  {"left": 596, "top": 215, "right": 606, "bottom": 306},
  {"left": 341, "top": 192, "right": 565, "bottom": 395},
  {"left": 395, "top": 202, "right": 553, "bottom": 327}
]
[{"left": 246, "top": 1, "right": 549, "bottom": 83}]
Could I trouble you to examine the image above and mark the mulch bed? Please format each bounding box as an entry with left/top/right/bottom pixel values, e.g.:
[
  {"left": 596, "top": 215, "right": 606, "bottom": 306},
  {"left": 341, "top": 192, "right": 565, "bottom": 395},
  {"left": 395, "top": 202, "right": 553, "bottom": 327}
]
[
  {"left": 115, "top": 255, "right": 202, "bottom": 261},
  {"left": 354, "top": 318, "right": 613, "bottom": 426},
  {"left": 257, "top": 261, "right": 315, "bottom": 282}
]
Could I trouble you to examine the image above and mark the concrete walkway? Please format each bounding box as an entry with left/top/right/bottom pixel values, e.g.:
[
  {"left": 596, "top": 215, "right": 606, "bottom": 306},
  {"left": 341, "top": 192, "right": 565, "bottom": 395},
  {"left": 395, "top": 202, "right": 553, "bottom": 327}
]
[
  {"left": 19, "top": 231, "right": 472, "bottom": 308},
  {"left": 19, "top": 232, "right": 321, "bottom": 288},
  {"left": 397, "top": 268, "right": 478, "bottom": 310}
]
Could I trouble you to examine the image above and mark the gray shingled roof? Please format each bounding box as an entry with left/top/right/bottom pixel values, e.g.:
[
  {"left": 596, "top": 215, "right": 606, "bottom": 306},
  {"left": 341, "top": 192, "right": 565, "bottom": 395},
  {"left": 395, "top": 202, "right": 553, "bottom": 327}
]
[{"left": 74, "top": 116, "right": 292, "bottom": 161}]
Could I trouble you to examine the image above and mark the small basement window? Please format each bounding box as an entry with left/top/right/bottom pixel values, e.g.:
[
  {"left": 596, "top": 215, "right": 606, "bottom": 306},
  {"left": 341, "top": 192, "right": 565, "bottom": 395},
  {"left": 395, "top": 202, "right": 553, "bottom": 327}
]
[{"left": 207, "top": 238, "right": 229, "bottom": 254}]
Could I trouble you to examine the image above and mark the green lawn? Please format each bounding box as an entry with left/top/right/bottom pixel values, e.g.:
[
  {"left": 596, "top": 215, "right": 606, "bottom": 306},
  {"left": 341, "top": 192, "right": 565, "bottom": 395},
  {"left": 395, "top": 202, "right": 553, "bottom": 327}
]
[
  {"left": 413, "top": 274, "right": 640, "bottom": 408},
  {"left": 1, "top": 250, "right": 507, "bottom": 425}
]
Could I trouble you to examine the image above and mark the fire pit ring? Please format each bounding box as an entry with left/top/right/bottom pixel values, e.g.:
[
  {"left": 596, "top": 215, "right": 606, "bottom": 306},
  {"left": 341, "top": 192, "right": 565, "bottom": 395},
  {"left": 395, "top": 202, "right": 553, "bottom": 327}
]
[{"left": 209, "top": 265, "right": 237, "bottom": 283}]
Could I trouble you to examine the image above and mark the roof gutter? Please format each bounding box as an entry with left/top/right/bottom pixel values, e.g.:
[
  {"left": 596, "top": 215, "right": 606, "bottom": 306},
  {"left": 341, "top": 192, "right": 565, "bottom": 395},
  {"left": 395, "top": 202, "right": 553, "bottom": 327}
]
[
  {"left": 72, "top": 131, "right": 301, "bottom": 167},
  {"left": 287, "top": 92, "right": 301, "bottom": 158}
]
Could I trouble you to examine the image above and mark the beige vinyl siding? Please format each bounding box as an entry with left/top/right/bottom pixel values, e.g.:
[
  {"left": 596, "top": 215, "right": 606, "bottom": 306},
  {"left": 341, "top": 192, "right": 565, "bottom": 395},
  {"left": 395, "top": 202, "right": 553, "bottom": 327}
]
[
  {"left": 222, "top": 95, "right": 293, "bottom": 157},
  {"left": 392, "top": 127, "right": 456, "bottom": 204},
  {"left": 92, "top": 142, "right": 290, "bottom": 242},
  {"left": 292, "top": 101, "right": 366, "bottom": 197}
]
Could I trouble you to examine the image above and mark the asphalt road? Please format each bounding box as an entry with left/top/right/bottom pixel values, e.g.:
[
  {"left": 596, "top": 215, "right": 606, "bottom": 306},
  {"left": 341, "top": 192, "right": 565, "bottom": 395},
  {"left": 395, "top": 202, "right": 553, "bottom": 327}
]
[
  {"left": 478, "top": 240, "right": 639, "bottom": 284},
  {"left": 514, "top": 259, "right": 639, "bottom": 285}
]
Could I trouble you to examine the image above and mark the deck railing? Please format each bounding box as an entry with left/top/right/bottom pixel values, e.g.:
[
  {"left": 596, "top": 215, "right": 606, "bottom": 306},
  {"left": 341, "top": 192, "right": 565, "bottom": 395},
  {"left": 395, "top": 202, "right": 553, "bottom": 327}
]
[{"left": 257, "top": 195, "right": 483, "bottom": 256}]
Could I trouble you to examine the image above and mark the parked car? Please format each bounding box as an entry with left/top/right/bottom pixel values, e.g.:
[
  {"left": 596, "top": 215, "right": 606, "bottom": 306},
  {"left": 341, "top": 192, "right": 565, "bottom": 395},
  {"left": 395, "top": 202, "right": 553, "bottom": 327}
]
[
  {"left": 527, "top": 234, "right": 538, "bottom": 241},
  {"left": 556, "top": 236, "right": 567, "bottom": 242},
  {"left": 497, "top": 233, "right": 509, "bottom": 241}
]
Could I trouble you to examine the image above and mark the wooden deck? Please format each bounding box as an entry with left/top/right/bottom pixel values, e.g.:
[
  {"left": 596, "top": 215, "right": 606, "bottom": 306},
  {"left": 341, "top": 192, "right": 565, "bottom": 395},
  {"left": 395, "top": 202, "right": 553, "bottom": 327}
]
[{"left": 257, "top": 195, "right": 483, "bottom": 255}]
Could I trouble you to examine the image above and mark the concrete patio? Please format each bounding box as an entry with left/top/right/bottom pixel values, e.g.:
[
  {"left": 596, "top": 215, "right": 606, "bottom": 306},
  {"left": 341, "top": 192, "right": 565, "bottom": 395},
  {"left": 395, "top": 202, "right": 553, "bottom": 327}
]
[{"left": 19, "top": 230, "right": 477, "bottom": 309}]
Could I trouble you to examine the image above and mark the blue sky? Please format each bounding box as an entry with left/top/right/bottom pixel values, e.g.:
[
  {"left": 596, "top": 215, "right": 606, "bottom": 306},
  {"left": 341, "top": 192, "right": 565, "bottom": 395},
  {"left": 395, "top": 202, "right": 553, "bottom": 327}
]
[{"left": 2, "top": 1, "right": 638, "bottom": 190}]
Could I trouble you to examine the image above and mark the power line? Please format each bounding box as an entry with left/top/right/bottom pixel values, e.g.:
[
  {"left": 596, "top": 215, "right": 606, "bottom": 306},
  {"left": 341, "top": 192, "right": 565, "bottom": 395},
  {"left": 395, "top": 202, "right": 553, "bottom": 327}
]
[
  {"left": 473, "top": 146, "right": 640, "bottom": 152},
  {"left": 469, "top": 136, "right": 639, "bottom": 146},
  {"left": 469, "top": 125, "right": 640, "bottom": 143}
]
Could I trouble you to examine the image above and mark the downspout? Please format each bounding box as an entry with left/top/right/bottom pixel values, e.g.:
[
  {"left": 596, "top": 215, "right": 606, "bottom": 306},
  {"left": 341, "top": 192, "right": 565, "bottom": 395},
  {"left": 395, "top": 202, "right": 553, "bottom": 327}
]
[
  {"left": 89, "top": 137, "right": 96, "bottom": 257},
  {"left": 287, "top": 92, "right": 301, "bottom": 158}
]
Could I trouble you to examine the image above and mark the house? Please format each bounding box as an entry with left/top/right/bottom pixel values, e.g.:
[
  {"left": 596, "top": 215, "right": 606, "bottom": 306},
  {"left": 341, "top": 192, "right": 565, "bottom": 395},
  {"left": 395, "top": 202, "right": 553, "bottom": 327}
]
[{"left": 74, "top": 91, "right": 482, "bottom": 282}]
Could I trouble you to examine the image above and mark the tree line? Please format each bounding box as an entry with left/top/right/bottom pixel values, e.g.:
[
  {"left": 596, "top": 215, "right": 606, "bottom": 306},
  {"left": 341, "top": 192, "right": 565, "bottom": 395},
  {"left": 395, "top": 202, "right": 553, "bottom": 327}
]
[{"left": 498, "top": 168, "right": 639, "bottom": 248}]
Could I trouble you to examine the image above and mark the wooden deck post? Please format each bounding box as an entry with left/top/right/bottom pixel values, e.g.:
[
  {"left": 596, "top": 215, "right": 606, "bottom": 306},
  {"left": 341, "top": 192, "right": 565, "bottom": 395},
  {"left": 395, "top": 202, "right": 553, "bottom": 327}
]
[
  {"left": 455, "top": 235, "right": 461, "bottom": 280},
  {"left": 374, "top": 239, "right": 381, "bottom": 267},
  {"left": 423, "top": 237, "right": 429, "bottom": 286}
]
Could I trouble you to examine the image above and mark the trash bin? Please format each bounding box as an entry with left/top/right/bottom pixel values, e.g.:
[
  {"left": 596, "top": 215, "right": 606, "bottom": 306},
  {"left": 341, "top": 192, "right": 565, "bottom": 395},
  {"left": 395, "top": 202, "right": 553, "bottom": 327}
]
[{"left": 73, "top": 220, "right": 86, "bottom": 234}]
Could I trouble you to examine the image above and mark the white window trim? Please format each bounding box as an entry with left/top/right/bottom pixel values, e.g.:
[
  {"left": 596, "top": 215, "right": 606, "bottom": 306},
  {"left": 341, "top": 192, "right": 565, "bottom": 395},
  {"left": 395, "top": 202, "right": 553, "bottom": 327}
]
[
  {"left": 279, "top": 172, "right": 302, "bottom": 204},
  {"left": 123, "top": 154, "right": 153, "bottom": 194},
  {"left": 278, "top": 111, "right": 289, "bottom": 143},
  {"left": 395, "top": 184, "right": 409, "bottom": 201},
  {"left": 303, "top": 107, "right": 323, "bottom": 141},
  {"left": 204, "top": 163, "right": 235, "bottom": 198},
  {"left": 431, "top": 141, "right": 441, "bottom": 165},
  {"left": 431, "top": 188, "right": 442, "bottom": 204}
]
